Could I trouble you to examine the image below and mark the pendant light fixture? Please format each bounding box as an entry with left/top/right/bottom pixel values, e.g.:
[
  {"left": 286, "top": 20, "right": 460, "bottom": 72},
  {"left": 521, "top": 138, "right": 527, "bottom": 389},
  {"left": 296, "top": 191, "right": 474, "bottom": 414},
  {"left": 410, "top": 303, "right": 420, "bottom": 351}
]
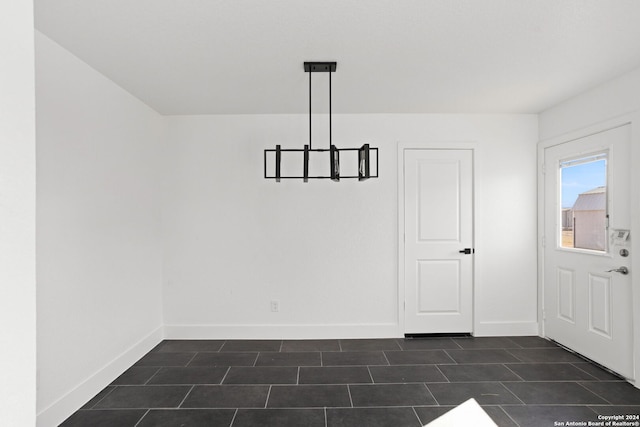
[{"left": 264, "top": 62, "right": 379, "bottom": 182}]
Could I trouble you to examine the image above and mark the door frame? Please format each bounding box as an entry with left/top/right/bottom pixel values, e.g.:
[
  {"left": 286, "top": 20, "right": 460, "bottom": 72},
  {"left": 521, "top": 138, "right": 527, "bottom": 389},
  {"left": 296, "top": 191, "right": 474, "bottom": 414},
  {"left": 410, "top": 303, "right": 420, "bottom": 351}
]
[
  {"left": 537, "top": 113, "right": 640, "bottom": 387},
  {"left": 397, "top": 142, "right": 478, "bottom": 336}
]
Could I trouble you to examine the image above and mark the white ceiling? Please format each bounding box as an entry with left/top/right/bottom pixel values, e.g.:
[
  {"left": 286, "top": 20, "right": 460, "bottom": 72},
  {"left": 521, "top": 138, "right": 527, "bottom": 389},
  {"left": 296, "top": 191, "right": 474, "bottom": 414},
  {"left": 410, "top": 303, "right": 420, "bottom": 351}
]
[{"left": 35, "top": 0, "right": 640, "bottom": 115}]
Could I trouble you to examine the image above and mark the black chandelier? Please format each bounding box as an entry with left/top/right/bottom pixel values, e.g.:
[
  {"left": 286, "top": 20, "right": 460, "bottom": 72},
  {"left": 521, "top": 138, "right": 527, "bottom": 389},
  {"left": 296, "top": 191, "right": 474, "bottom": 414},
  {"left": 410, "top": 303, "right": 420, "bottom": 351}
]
[{"left": 264, "top": 62, "right": 379, "bottom": 182}]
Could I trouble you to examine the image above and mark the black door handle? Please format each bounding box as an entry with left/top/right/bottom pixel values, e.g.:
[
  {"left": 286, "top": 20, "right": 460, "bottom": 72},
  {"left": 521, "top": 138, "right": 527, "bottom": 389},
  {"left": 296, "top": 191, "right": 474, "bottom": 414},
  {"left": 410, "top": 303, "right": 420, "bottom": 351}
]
[{"left": 459, "top": 248, "right": 473, "bottom": 254}]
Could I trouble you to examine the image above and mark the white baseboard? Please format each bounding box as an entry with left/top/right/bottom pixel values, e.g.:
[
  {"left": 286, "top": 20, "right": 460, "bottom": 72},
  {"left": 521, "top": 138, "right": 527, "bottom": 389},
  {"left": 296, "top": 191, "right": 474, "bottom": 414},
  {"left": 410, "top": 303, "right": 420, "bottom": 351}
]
[
  {"left": 36, "top": 325, "right": 163, "bottom": 427},
  {"left": 474, "top": 321, "right": 539, "bottom": 337},
  {"left": 163, "top": 323, "right": 401, "bottom": 340}
]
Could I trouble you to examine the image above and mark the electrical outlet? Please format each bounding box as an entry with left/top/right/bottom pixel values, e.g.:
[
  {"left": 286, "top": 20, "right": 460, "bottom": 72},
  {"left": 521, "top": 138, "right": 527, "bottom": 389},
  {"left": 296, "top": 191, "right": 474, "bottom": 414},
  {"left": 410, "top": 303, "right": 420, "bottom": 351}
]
[{"left": 270, "top": 300, "right": 280, "bottom": 312}]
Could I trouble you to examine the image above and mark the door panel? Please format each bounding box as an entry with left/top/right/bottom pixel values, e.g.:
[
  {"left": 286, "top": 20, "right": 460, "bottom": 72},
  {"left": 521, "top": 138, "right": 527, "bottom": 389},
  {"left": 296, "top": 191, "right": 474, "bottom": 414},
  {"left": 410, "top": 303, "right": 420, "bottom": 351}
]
[
  {"left": 557, "top": 268, "right": 575, "bottom": 322},
  {"left": 404, "top": 149, "right": 473, "bottom": 334},
  {"left": 544, "top": 125, "right": 633, "bottom": 378},
  {"left": 417, "top": 260, "right": 461, "bottom": 313},
  {"left": 417, "top": 161, "right": 461, "bottom": 241},
  {"left": 588, "top": 273, "right": 611, "bottom": 338}
]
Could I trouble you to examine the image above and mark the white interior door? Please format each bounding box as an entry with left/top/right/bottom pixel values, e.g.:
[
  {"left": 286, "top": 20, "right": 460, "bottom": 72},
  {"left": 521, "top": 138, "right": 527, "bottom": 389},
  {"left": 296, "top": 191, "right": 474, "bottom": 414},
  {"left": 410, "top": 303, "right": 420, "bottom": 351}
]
[
  {"left": 544, "top": 125, "right": 633, "bottom": 378},
  {"left": 404, "top": 149, "right": 473, "bottom": 334}
]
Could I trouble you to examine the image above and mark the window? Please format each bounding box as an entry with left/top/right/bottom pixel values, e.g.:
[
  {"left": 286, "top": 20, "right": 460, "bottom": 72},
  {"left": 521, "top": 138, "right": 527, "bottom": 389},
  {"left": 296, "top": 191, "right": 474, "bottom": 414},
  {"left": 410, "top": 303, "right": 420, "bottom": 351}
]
[{"left": 559, "top": 153, "right": 607, "bottom": 252}]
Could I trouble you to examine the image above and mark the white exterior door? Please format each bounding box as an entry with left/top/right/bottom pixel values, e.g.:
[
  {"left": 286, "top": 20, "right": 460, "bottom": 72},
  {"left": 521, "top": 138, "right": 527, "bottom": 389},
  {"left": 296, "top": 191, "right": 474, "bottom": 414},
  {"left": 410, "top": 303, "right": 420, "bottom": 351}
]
[
  {"left": 403, "top": 149, "right": 474, "bottom": 334},
  {"left": 544, "top": 125, "right": 633, "bottom": 378}
]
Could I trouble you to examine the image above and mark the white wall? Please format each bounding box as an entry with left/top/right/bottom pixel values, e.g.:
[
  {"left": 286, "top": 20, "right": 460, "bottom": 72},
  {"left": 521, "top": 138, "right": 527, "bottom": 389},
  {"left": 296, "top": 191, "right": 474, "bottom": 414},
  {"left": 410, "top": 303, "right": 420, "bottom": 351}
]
[
  {"left": 0, "top": 1, "right": 37, "bottom": 426},
  {"left": 35, "top": 32, "right": 164, "bottom": 426},
  {"left": 540, "top": 66, "right": 640, "bottom": 140},
  {"left": 163, "top": 114, "right": 539, "bottom": 338}
]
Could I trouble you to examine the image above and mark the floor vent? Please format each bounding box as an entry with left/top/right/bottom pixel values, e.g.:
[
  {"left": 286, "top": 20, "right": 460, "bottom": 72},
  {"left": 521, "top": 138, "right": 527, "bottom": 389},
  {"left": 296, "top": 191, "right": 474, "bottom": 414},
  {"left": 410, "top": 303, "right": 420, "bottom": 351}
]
[{"left": 404, "top": 333, "right": 472, "bottom": 339}]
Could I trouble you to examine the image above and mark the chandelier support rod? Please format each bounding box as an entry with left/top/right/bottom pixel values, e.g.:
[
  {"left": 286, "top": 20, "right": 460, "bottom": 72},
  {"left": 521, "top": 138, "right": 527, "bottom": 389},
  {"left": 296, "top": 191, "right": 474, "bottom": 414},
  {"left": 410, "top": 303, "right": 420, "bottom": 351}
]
[
  {"left": 329, "top": 69, "right": 332, "bottom": 149},
  {"left": 309, "top": 67, "right": 312, "bottom": 150}
]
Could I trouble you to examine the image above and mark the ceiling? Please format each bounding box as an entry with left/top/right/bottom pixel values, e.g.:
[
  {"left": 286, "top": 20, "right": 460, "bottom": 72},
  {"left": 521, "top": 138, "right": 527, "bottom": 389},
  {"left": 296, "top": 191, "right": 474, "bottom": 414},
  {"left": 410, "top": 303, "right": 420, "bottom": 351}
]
[{"left": 35, "top": 0, "right": 640, "bottom": 115}]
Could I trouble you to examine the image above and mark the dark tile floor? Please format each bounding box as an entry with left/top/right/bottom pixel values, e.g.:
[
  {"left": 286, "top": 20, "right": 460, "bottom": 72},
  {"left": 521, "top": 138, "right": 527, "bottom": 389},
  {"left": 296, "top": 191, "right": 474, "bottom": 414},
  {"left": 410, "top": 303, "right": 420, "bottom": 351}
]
[{"left": 61, "top": 337, "right": 640, "bottom": 427}]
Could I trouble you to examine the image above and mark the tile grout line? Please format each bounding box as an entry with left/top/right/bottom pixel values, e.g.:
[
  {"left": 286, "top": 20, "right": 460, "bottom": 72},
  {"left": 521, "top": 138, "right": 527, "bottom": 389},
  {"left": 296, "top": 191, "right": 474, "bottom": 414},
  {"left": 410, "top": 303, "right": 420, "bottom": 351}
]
[
  {"left": 220, "top": 366, "right": 232, "bottom": 385},
  {"left": 499, "top": 404, "right": 523, "bottom": 427},
  {"left": 502, "top": 364, "right": 526, "bottom": 382},
  {"left": 143, "top": 367, "right": 163, "bottom": 385},
  {"left": 504, "top": 348, "right": 525, "bottom": 363},
  {"left": 132, "top": 409, "right": 151, "bottom": 427},
  {"left": 575, "top": 381, "right": 614, "bottom": 405},
  {"left": 584, "top": 405, "right": 604, "bottom": 418},
  {"left": 297, "top": 366, "right": 300, "bottom": 385},
  {"left": 185, "top": 352, "right": 199, "bottom": 367},
  {"left": 499, "top": 381, "right": 527, "bottom": 405},
  {"left": 505, "top": 337, "right": 522, "bottom": 349},
  {"left": 441, "top": 349, "right": 457, "bottom": 365},
  {"left": 177, "top": 385, "right": 195, "bottom": 408},
  {"left": 411, "top": 406, "right": 423, "bottom": 426},
  {"left": 433, "top": 364, "right": 450, "bottom": 383},
  {"left": 382, "top": 351, "right": 391, "bottom": 366},
  {"left": 346, "top": 384, "right": 354, "bottom": 408},
  {"left": 229, "top": 408, "right": 238, "bottom": 427},
  {"left": 264, "top": 385, "right": 273, "bottom": 408},
  {"left": 570, "top": 363, "right": 603, "bottom": 381},
  {"left": 497, "top": 403, "right": 630, "bottom": 407},
  {"left": 422, "top": 382, "right": 440, "bottom": 406},
  {"left": 366, "top": 366, "right": 375, "bottom": 384},
  {"left": 88, "top": 386, "right": 116, "bottom": 409},
  {"left": 324, "top": 406, "right": 328, "bottom": 427},
  {"left": 252, "top": 353, "right": 259, "bottom": 367},
  {"left": 236, "top": 380, "right": 458, "bottom": 386},
  {"left": 450, "top": 338, "right": 464, "bottom": 350}
]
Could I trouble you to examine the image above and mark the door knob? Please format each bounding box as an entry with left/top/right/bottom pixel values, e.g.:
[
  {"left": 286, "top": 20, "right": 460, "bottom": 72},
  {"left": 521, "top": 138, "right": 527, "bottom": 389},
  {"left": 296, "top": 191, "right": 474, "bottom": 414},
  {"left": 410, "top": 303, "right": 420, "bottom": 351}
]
[
  {"left": 606, "top": 266, "right": 629, "bottom": 275},
  {"left": 459, "top": 248, "right": 473, "bottom": 255}
]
